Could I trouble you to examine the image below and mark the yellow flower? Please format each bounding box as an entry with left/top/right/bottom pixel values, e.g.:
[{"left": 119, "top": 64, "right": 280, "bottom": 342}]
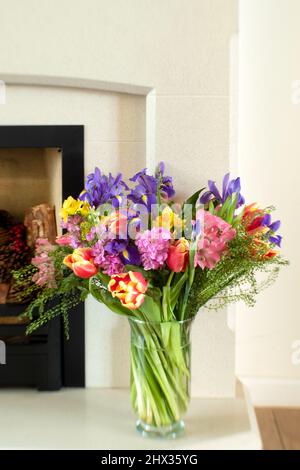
[
  {"left": 154, "top": 206, "right": 184, "bottom": 234},
  {"left": 60, "top": 196, "right": 83, "bottom": 222},
  {"left": 80, "top": 201, "right": 91, "bottom": 217}
]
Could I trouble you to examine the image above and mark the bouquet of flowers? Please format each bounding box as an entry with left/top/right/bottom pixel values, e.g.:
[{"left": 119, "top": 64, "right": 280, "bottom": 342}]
[{"left": 16, "top": 163, "right": 287, "bottom": 437}]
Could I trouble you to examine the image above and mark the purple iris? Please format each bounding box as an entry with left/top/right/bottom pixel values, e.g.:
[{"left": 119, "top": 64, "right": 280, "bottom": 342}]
[
  {"left": 128, "top": 162, "right": 175, "bottom": 210},
  {"left": 262, "top": 214, "right": 282, "bottom": 247},
  {"left": 79, "top": 167, "right": 128, "bottom": 208},
  {"left": 155, "top": 162, "right": 176, "bottom": 199},
  {"left": 119, "top": 245, "right": 141, "bottom": 265},
  {"left": 104, "top": 239, "right": 127, "bottom": 255},
  {"left": 200, "top": 173, "right": 245, "bottom": 208},
  {"left": 128, "top": 169, "right": 158, "bottom": 210}
]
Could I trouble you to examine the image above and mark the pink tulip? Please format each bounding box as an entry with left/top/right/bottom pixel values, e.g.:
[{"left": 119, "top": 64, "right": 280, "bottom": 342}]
[{"left": 166, "top": 238, "right": 189, "bottom": 272}]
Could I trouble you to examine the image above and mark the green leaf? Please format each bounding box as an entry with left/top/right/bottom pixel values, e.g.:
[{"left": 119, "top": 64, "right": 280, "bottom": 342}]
[
  {"left": 161, "top": 322, "right": 172, "bottom": 348},
  {"left": 218, "top": 195, "right": 231, "bottom": 218},
  {"left": 162, "top": 285, "right": 174, "bottom": 321},
  {"left": 138, "top": 295, "right": 162, "bottom": 322},
  {"left": 124, "top": 264, "right": 154, "bottom": 279},
  {"left": 184, "top": 187, "right": 205, "bottom": 206},
  {"left": 170, "top": 271, "right": 188, "bottom": 309},
  {"left": 208, "top": 200, "right": 214, "bottom": 214},
  {"left": 169, "top": 322, "right": 190, "bottom": 376},
  {"left": 94, "top": 271, "right": 110, "bottom": 287},
  {"left": 227, "top": 194, "right": 238, "bottom": 225},
  {"left": 147, "top": 286, "right": 162, "bottom": 302}
]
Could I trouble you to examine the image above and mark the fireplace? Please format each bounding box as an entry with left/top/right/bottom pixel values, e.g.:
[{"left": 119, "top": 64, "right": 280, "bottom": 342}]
[{"left": 0, "top": 126, "right": 85, "bottom": 390}]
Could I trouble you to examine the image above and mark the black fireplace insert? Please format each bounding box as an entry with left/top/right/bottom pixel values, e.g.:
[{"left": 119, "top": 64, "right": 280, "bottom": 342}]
[{"left": 0, "top": 125, "right": 85, "bottom": 390}]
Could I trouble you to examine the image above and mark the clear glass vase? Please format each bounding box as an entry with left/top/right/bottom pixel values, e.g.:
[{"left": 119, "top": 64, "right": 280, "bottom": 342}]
[{"left": 128, "top": 317, "right": 193, "bottom": 439}]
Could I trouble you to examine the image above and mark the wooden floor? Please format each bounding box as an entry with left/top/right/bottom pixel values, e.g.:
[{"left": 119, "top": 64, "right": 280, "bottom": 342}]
[{"left": 255, "top": 408, "right": 300, "bottom": 450}]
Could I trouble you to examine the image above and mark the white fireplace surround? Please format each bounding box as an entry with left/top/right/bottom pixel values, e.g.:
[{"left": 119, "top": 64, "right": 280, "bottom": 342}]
[{"left": 0, "top": 72, "right": 235, "bottom": 397}]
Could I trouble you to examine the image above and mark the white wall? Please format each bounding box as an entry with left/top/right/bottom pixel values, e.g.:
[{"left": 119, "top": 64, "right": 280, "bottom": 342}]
[
  {"left": 0, "top": 0, "right": 238, "bottom": 396},
  {"left": 237, "top": 0, "right": 300, "bottom": 402}
]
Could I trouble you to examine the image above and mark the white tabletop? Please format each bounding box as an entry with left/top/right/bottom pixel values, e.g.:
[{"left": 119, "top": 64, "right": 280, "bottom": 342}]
[{"left": 0, "top": 387, "right": 261, "bottom": 450}]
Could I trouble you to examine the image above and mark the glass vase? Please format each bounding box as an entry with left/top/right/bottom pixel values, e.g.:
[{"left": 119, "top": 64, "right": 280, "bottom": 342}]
[{"left": 128, "top": 317, "right": 193, "bottom": 439}]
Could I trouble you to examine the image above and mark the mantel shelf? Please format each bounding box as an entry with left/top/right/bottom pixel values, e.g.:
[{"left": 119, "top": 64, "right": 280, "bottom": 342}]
[{"left": 0, "top": 387, "right": 261, "bottom": 450}]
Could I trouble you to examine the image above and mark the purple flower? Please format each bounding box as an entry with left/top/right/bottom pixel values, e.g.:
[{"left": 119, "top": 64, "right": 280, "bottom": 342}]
[
  {"left": 105, "top": 239, "right": 127, "bottom": 255},
  {"left": 86, "top": 227, "right": 96, "bottom": 242},
  {"left": 91, "top": 240, "right": 105, "bottom": 266},
  {"left": 79, "top": 168, "right": 128, "bottom": 208},
  {"left": 129, "top": 169, "right": 158, "bottom": 210},
  {"left": 155, "top": 162, "right": 175, "bottom": 199},
  {"left": 200, "top": 173, "right": 245, "bottom": 208},
  {"left": 119, "top": 245, "right": 141, "bottom": 265},
  {"left": 262, "top": 214, "right": 282, "bottom": 247},
  {"left": 129, "top": 162, "right": 175, "bottom": 210},
  {"left": 269, "top": 234, "right": 282, "bottom": 247},
  {"left": 135, "top": 227, "right": 171, "bottom": 270}
]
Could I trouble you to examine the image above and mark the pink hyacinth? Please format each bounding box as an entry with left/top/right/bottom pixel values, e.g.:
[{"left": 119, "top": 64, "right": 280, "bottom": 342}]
[
  {"left": 135, "top": 227, "right": 171, "bottom": 270},
  {"left": 32, "top": 238, "right": 57, "bottom": 288},
  {"left": 101, "top": 254, "right": 124, "bottom": 276},
  {"left": 91, "top": 240, "right": 106, "bottom": 266},
  {"left": 194, "top": 210, "right": 236, "bottom": 270}
]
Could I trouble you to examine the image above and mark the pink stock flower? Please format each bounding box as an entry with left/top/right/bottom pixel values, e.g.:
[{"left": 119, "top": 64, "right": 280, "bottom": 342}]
[
  {"left": 194, "top": 210, "right": 236, "bottom": 270},
  {"left": 135, "top": 227, "right": 171, "bottom": 270},
  {"left": 56, "top": 234, "right": 75, "bottom": 246},
  {"left": 32, "top": 238, "right": 57, "bottom": 288},
  {"left": 60, "top": 214, "right": 82, "bottom": 248}
]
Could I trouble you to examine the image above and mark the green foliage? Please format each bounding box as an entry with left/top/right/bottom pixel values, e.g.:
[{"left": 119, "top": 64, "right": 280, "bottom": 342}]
[
  {"left": 12, "top": 264, "right": 41, "bottom": 303},
  {"left": 25, "top": 290, "right": 83, "bottom": 339},
  {"left": 23, "top": 270, "right": 89, "bottom": 338},
  {"left": 185, "top": 226, "right": 288, "bottom": 318}
]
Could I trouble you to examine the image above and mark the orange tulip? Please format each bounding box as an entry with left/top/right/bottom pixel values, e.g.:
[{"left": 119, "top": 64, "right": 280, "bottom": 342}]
[
  {"left": 63, "top": 248, "right": 98, "bottom": 278},
  {"left": 108, "top": 271, "right": 148, "bottom": 309}
]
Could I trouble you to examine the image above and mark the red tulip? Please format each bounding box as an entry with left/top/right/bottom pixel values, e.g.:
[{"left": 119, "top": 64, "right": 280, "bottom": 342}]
[
  {"left": 63, "top": 248, "right": 98, "bottom": 278},
  {"left": 166, "top": 238, "right": 189, "bottom": 272}
]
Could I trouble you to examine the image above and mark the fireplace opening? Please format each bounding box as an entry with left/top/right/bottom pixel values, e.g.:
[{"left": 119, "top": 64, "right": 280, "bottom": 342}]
[
  {"left": 0, "top": 126, "right": 85, "bottom": 390},
  {"left": 0, "top": 147, "right": 62, "bottom": 224}
]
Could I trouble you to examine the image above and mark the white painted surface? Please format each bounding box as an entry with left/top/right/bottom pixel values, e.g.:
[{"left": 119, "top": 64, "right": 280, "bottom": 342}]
[
  {"left": 240, "top": 377, "right": 300, "bottom": 408},
  {"left": 0, "top": 0, "right": 238, "bottom": 396},
  {"left": 237, "top": 0, "right": 300, "bottom": 386},
  {"left": 0, "top": 388, "right": 261, "bottom": 450}
]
